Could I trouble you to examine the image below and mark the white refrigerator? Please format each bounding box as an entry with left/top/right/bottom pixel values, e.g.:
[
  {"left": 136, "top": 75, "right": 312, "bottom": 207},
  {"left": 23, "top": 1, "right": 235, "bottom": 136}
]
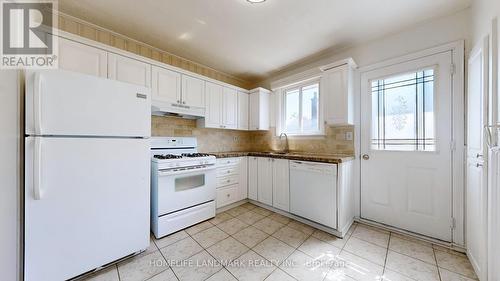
[{"left": 24, "top": 70, "right": 151, "bottom": 281}]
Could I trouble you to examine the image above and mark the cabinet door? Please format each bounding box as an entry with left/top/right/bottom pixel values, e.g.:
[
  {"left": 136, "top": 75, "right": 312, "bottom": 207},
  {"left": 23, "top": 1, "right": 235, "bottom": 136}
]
[
  {"left": 248, "top": 157, "right": 258, "bottom": 200},
  {"left": 321, "top": 65, "right": 350, "bottom": 125},
  {"left": 58, "top": 38, "right": 107, "bottom": 77},
  {"left": 151, "top": 66, "right": 181, "bottom": 104},
  {"left": 272, "top": 159, "right": 289, "bottom": 212},
  {"left": 466, "top": 160, "right": 488, "bottom": 280},
  {"left": 238, "top": 157, "right": 248, "bottom": 200},
  {"left": 182, "top": 75, "right": 205, "bottom": 108},
  {"left": 238, "top": 92, "right": 249, "bottom": 130},
  {"left": 223, "top": 87, "right": 238, "bottom": 129},
  {"left": 108, "top": 53, "right": 151, "bottom": 87},
  {"left": 205, "top": 82, "right": 223, "bottom": 128},
  {"left": 249, "top": 92, "right": 259, "bottom": 130},
  {"left": 257, "top": 157, "right": 273, "bottom": 206}
]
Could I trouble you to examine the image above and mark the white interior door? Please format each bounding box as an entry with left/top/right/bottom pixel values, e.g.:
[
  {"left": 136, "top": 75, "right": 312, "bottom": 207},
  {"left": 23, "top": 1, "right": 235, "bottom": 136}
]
[{"left": 360, "top": 52, "right": 454, "bottom": 241}]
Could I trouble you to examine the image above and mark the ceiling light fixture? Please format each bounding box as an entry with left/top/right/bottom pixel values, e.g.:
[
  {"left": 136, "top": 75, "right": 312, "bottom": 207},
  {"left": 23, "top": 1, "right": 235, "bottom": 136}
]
[{"left": 247, "top": 0, "right": 266, "bottom": 3}]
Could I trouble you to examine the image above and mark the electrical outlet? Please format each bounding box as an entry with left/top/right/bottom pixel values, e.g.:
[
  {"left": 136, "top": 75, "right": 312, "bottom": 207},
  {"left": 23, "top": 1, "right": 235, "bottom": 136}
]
[
  {"left": 233, "top": 136, "right": 239, "bottom": 142},
  {"left": 345, "top": 132, "right": 353, "bottom": 141}
]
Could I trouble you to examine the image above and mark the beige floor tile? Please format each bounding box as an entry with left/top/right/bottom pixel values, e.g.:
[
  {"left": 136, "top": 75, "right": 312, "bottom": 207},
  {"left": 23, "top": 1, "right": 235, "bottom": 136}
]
[
  {"left": 154, "top": 230, "right": 189, "bottom": 249},
  {"left": 146, "top": 268, "right": 178, "bottom": 281},
  {"left": 351, "top": 225, "right": 390, "bottom": 248},
  {"left": 265, "top": 269, "right": 297, "bottom": 281},
  {"left": 312, "top": 230, "right": 349, "bottom": 249},
  {"left": 252, "top": 206, "right": 273, "bottom": 216},
  {"left": 346, "top": 223, "right": 357, "bottom": 236},
  {"left": 329, "top": 250, "right": 383, "bottom": 281},
  {"left": 170, "top": 250, "right": 222, "bottom": 281},
  {"left": 160, "top": 237, "right": 203, "bottom": 263},
  {"left": 389, "top": 236, "right": 436, "bottom": 265},
  {"left": 209, "top": 212, "right": 233, "bottom": 225},
  {"left": 227, "top": 250, "right": 276, "bottom": 281},
  {"left": 273, "top": 226, "right": 309, "bottom": 248},
  {"left": 381, "top": 269, "right": 417, "bottom": 281},
  {"left": 226, "top": 206, "right": 250, "bottom": 217},
  {"left": 254, "top": 217, "right": 285, "bottom": 235},
  {"left": 237, "top": 211, "right": 265, "bottom": 225},
  {"left": 217, "top": 218, "right": 249, "bottom": 235},
  {"left": 280, "top": 250, "right": 330, "bottom": 281},
  {"left": 343, "top": 237, "right": 387, "bottom": 266},
  {"left": 206, "top": 237, "right": 249, "bottom": 263},
  {"left": 391, "top": 232, "right": 433, "bottom": 247},
  {"left": 205, "top": 268, "right": 237, "bottom": 281},
  {"left": 233, "top": 226, "right": 269, "bottom": 248},
  {"left": 185, "top": 221, "right": 213, "bottom": 236},
  {"left": 298, "top": 237, "right": 341, "bottom": 262},
  {"left": 287, "top": 220, "right": 315, "bottom": 235},
  {"left": 386, "top": 251, "right": 440, "bottom": 281},
  {"left": 324, "top": 271, "right": 357, "bottom": 281},
  {"left": 191, "top": 226, "right": 229, "bottom": 248},
  {"left": 268, "top": 213, "right": 292, "bottom": 225},
  {"left": 439, "top": 268, "right": 479, "bottom": 281},
  {"left": 434, "top": 250, "right": 477, "bottom": 279},
  {"left": 254, "top": 236, "right": 295, "bottom": 266},
  {"left": 142, "top": 236, "right": 159, "bottom": 257},
  {"left": 240, "top": 203, "right": 258, "bottom": 210},
  {"left": 118, "top": 251, "right": 168, "bottom": 281},
  {"left": 81, "top": 265, "right": 119, "bottom": 281}
]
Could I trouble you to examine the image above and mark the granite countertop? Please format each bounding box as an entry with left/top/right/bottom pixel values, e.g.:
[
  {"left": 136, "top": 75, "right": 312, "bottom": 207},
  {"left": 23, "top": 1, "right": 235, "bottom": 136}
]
[{"left": 208, "top": 151, "right": 355, "bottom": 164}]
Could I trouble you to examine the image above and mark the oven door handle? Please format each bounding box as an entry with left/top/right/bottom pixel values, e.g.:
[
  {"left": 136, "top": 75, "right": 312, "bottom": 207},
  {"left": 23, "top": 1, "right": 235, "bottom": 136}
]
[{"left": 158, "top": 165, "right": 215, "bottom": 176}]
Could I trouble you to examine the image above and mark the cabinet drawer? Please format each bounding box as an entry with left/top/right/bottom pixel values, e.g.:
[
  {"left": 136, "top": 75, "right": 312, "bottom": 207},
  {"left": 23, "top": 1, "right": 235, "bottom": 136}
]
[
  {"left": 217, "top": 158, "right": 240, "bottom": 167},
  {"left": 216, "top": 185, "right": 239, "bottom": 208},
  {"left": 217, "top": 175, "right": 239, "bottom": 188},
  {"left": 217, "top": 166, "right": 238, "bottom": 177}
]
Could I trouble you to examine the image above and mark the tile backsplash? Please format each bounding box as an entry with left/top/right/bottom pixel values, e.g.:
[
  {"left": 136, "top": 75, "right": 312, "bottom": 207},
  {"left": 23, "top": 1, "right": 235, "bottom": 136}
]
[{"left": 152, "top": 116, "right": 355, "bottom": 155}]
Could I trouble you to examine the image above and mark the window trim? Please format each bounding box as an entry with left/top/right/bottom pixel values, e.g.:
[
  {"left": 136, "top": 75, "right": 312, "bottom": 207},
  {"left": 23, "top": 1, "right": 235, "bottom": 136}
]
[{"left": 278, "top": 79, "right": 324, "bottom": 136}]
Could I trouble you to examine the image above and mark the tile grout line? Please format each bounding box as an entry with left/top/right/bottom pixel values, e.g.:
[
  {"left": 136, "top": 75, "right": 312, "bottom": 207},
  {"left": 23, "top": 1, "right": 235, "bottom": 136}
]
[{"left": 381, "top": 232, "right": 391, "bottom": 278}]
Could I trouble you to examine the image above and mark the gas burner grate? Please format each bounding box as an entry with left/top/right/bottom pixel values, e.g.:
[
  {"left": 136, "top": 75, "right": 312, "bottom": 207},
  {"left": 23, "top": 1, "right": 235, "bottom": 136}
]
[
  {"left": 181, "top": 153, "right": 211, "bottom": 158},
  {"left": 154, "top": 154, "right": 183, "bottom": 159}
]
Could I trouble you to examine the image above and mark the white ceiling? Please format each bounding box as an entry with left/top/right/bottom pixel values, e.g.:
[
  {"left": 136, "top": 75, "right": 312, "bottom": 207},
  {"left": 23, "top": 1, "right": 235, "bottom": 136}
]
[{"left": 58, "top": 0, "right": 471, "bottom": 82}]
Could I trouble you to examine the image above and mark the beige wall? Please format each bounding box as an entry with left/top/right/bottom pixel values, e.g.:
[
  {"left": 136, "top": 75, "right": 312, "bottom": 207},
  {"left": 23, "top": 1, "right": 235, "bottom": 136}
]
[{"left": 152, "top": 116, "right": 355, "bottom": 154}]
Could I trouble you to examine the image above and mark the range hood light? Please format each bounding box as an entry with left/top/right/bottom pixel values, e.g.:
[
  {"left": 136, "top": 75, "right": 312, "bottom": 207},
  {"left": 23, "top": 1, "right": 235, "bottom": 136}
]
[{"left": 247, "top": 0, "right": 266, "bottom": 3}]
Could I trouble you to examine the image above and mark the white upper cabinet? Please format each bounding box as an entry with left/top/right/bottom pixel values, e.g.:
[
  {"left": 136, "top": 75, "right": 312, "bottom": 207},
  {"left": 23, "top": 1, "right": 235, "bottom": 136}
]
[
  {"left": 203, "top": 82, "right": 223, "bottom": 128},
  {"left": 320, "top": 59, "right": 356, "bottom": 125},
  {"left": 151, "top": 66, "right": 181, "bottom": 104},
  {"left": 108, "top": 53, "right": 151, "bottom": 87},
  {"left": 182, "top": 75, "right": 205, "bottom": 108},
  {"left": 58, "top": 37, "right": 107, "bottom": 77},
  {"left": 223, "top": 87, "right": 238, "bottom": 129},
  {"left": 237, "top": 92, "right": 249, "bottom": 130},
  {"left": 249, "top": 88, "right": 270, "bottom": 131}
]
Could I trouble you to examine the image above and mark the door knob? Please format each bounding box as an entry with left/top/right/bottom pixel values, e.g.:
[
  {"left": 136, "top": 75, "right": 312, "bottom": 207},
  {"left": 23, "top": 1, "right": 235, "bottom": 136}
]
[{"left": 362, "top": 154, "right": 370, "bottom": 160}]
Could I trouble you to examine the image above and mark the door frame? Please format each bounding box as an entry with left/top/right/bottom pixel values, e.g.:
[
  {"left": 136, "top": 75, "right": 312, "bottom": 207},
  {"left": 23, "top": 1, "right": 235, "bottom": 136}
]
[{"left": 354, "top": 41, "right": 465, "bottom": 246}]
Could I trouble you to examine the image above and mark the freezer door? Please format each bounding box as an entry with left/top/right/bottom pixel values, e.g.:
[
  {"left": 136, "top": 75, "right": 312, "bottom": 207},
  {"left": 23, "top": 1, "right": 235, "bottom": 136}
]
[
  {"left": 25, "top": 70, "right": 151, "bottom": 137},
  {"left": 24, "top": 137, "right": 150, "bottom": 281}
]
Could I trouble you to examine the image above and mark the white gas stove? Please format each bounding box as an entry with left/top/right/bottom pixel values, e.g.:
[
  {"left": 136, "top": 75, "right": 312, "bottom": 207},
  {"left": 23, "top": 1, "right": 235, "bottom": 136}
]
[{"left": 150, "top": 137, "right": 216, "bottom": 238}]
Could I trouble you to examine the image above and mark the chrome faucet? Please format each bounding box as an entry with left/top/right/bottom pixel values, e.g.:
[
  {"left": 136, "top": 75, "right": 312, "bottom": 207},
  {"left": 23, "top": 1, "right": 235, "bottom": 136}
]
[{"left": 279, "top": 133, "right": 290, "bottom": 153}]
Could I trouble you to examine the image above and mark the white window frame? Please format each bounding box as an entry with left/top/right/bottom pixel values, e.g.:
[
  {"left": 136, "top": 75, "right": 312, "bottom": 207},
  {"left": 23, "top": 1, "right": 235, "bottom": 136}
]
[{"left": 278, "top": 79, "right": 324, "bottom": 136}]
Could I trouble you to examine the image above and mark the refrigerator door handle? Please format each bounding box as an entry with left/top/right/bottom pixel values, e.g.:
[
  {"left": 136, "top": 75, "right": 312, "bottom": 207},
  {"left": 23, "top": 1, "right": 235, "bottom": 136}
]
[
  {"left": 33, "top": 138, "right": 42, "bottom": 200},
  {"left": 33, "top": 72, "right": 43, "bottom": 135}
]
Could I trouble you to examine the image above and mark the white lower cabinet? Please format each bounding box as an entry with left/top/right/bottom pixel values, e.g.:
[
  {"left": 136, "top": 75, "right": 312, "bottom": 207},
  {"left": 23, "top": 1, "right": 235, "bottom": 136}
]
[
  {"left": 248, "top": 157, "right": 258, "bottom": 200},
  {"left": 257, "top": 158, "right": 273, "bottom": 206},
  {"left": 215, "top": 157, "right": 248, "bottom": 208},
  {"left": 272, "top": 159, "right": 290, "bottom": 212}
]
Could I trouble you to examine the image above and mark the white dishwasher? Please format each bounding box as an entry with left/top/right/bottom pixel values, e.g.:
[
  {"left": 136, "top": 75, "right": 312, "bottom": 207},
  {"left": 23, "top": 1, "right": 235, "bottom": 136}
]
[{"left": 289, "top": 161, "right": 337, "bottom": 228}]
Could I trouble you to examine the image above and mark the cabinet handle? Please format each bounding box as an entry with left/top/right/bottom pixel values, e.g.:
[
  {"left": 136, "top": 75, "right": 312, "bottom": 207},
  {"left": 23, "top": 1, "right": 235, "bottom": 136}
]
[
  {"left": 177, "top": 100, "right": 180, "bottom": 104},
  {"left": 476, "top": 163, "right": 483, "bottom": 167},
  {"left": 227, "top": 179, "right": 230, "bottom": 183},
  {"left": 183, "top": 101, "right": 186, "bottom": 104},
  {"left": 227, "top": 194, "right": 230, "bottom": 197},
  {"left": 476, "top": 153, "right": 483, "bottom": 158}
]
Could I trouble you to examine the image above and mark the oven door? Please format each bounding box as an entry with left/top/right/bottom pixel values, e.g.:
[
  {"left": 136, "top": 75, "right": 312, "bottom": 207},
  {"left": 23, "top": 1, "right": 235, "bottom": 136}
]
[{"left": 157, "top": 165, "right": 216, "bottom": 215}]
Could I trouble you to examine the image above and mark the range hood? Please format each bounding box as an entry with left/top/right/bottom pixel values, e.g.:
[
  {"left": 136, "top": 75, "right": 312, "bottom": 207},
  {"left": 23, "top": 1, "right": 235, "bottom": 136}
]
[{"left": 151, "top": 100, "right": 205, "bottom": 119}]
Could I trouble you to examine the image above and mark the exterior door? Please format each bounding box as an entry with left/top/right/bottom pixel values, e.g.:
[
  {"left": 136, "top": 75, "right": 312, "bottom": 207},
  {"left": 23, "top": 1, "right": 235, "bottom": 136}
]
[{"left": 360, "top": 52, "right": 454, "bottom": 241}]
